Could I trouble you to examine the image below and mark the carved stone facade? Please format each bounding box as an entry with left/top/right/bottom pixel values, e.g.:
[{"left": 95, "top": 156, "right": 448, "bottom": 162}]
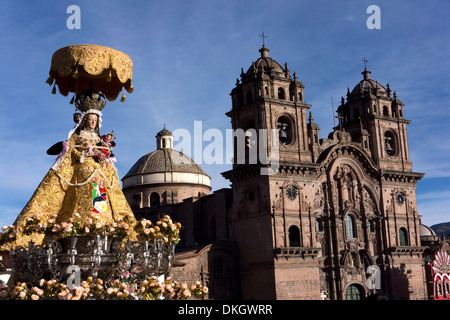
[
  {"left": 221, "top": 45, "right": 427, "bottom": 300},
  {"left": 125, "top": 45, "right": 429, "bottom": 300}
]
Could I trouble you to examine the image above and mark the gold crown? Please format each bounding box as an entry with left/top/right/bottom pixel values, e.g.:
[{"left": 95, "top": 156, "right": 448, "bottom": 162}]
[{"left": 75, "top": 90, "right": 107, "bottom": 113}]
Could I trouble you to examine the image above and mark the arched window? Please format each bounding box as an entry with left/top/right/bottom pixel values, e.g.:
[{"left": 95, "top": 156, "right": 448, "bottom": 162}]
[
  {"left": 277, "top": 116, "right": 294, "bottom": 145},
  {"left": 298, "top": 92, "right": 303, "bottom": 101},
  {"left": 383, "top": 106, "right": 389, "bottom": 116},
  {"left": 399, "top": 228, "right": 408, "bottom": 246},
  {"left": 315, "top": 218, "right": 323, "bottom": 232},
  {"left": 289, "top": 226, "right": 301, "bottom": 247},
  {"left": 367, "top": 220, "right": 375, "bottom": 233},
  {"left": 265, "top": 86, "right": 269, "bottom": 97},
  {"left": 278, "top": 87, "right": 285, "bottom": 100},
  {"left": 345, "top": 215, "right": 355, "bottom": 238},
  {"left": 132, "top": 193, "right": 142, "bottom": 210},
  {"left": 391, "top": 106, "right": 397, "bottom": 118},
  {"left": 150, "top": 192, "right": 160, "bottom": 207},
  {"left": 384, "top": 131, "right": 397, "bottom": 156},
  {"left": 345, "top": 284, "right": 363, "bottom": 300}
]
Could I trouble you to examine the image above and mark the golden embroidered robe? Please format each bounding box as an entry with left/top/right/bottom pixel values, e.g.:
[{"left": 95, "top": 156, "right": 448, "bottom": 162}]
[{"left": 10, "top": 133, "right": 133, "bottom": 247}]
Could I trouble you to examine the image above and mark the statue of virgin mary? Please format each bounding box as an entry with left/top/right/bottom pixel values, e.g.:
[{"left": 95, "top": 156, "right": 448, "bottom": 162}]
[{"left": 11, "top": 90, "right": 134, "bottom": 247}]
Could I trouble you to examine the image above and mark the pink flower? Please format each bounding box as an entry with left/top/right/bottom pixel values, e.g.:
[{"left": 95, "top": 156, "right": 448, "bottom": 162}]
[{"left": 183, "top": 289, "right": 191, "bottom": 297}]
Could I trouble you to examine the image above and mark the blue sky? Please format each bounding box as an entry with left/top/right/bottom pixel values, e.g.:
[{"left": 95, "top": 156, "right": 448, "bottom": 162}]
[{"left": 0, "top": 0, "right": 449, "bottom": 228}]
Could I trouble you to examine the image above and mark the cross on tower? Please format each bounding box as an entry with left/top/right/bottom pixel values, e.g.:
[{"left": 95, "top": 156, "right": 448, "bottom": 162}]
[
  {"left": 335, "top": 114, "right": 344, "bottom": 131},
  {"left": 260, "top": 32, "right": 267, "bottom": 46},
  {"left": 362, "top": 57, "right": 368, "bottom": 69}
]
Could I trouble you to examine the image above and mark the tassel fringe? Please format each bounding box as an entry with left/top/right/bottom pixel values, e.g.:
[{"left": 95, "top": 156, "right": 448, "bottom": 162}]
[
  {"left": 72, "top": 65, "right": 79, "bottom": 78},
  {"left": 106, "top": 69, "right": 112, "bottom": 82}
]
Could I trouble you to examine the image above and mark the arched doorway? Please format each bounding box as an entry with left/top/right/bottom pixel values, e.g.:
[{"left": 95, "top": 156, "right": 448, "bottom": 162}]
[{"left": 345, "top": 283, "right": 364, "bottom": 300}]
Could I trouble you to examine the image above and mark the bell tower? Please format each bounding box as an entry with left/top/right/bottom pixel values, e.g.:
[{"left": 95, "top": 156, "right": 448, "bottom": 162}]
[
  {"left": 336, "top": 67, "right": 412, "bottom": 172},
  {"left": 223, "top": 44, "right": 323, "bottom": 299},
  {"left": 227, "top": 44, "right": 315, "bottom": 167}
]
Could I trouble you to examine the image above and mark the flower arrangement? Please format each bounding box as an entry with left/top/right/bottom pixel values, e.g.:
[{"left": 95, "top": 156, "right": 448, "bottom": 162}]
[
  {"left": 134, "top": 215, "right": 181, "bottom": 244},
  {"left": 0, "top": 225, "right": 16, "bottom": 247},
  {"left": 20, "top": 215, "right": 41, "bottom": 236},
  {"left": 0, "top": 276, "right": 208, "bottom": 300},
  {"left": 0, "top": 211, "right": 182, "bottom": 247},
  {"left": 0, "top": 212, "right": 207, "bottom": 301}
]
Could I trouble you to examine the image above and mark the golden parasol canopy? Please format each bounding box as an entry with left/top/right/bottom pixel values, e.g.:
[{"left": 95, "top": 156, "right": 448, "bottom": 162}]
[{"left": 46, "top": 44, "right": 134, "bottom": 102}]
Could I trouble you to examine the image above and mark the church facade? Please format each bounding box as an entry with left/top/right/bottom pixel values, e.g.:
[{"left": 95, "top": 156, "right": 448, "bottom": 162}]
[{"left": 123, "top": 45, "right": 429, "bottom": 300}]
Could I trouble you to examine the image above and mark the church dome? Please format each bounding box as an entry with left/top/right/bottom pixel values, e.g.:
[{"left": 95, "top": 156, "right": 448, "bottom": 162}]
[
  {"left": 243, "top": 45, "right": 286, "bottom": 79},
  {"left": 123, "top": 149, "right": 209, "bottom": 178},
  {"left": 349, "top": 68, "right": 388, "bottom": 99},
  {"left": 419, "top": 224, "right": 436, "bottom": 236},
  {"left": 122, "top": 127, "right": 211, "bottom": 191}
]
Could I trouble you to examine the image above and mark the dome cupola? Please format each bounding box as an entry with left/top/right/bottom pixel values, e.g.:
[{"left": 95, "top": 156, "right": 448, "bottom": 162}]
[{"left": 122, "top": 127, "right": 211, "bottom": 208}]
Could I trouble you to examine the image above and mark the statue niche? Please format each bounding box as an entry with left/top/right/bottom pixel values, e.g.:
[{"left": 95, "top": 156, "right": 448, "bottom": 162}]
[{"left": 334, "top": 164, "right": 358, "bottom": 210}]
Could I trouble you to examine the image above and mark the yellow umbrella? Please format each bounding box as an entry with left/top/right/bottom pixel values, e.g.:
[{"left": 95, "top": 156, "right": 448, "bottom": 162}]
[{"left": 46, "top": 44, "right": 134, "bottom": 103}]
